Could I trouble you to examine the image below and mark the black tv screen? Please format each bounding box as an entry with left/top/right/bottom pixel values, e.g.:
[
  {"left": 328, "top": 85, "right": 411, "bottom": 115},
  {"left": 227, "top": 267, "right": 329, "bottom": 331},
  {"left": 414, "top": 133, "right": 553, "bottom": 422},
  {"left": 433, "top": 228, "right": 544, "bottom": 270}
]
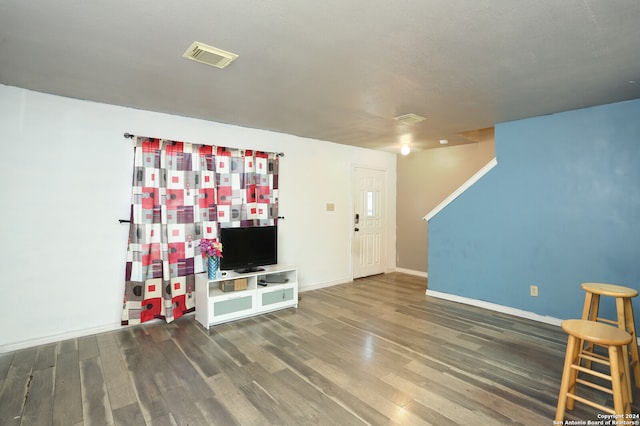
[{"left": 219, "top": 226, "right": 278, "bottom": 273}]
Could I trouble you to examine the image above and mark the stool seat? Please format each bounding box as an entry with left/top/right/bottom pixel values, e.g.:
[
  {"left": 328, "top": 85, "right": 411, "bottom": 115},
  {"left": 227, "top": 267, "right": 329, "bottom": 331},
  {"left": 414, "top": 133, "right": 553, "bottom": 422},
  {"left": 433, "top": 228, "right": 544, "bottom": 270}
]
[
  {"left": 562, "top": 319, "right": 631, "bottom": 347},
  {"left": 556, "top": 319, "right": 632, "bottom": 419},
  {"left": 581, "top": 282, "right": 638, "bottom": 298}
]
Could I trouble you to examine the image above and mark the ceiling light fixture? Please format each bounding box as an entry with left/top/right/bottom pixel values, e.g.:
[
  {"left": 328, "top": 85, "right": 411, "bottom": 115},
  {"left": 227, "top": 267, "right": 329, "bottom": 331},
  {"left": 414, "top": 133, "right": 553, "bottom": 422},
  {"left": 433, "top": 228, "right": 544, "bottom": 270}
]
[
  {"left": 400, "top": 144, "right": 411, "bottom": 155},
  {"left": 440, "top": 139, "right": 449, "bottom": 145}
]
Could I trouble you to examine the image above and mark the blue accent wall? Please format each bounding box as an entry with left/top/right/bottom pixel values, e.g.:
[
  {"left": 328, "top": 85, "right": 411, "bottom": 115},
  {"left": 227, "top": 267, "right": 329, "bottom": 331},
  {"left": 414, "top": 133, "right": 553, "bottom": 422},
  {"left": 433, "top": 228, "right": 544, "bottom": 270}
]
[{"left": 428, "top": 99, "right": 640, "bottom": 324}]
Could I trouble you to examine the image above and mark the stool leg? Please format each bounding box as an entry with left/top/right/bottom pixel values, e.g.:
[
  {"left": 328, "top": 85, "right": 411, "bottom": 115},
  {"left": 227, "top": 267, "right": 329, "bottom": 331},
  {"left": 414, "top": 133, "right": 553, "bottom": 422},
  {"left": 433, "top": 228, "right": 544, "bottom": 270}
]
[
  {"left": 567, "top": 337, "right": 582, "bottom": 411},
  {"left": 582, "top": 292, "right": 596, "bottom": 320},
  {"left": 619, "top": 343, "right": 632, "bottom": 415},
  {"left": 616, "top": 298, "right": 634, "bottom": 400},
  {"left": 582, "top": 294, "right": 600, "bottom": 370},
  {"left": 610, "top": 344, "right": 631, "bottom": 415},
  {"left": 556, "top": 335, "right": 579, "bottom": 421},
  {"left": 624, "top": 298, "right": 640, "bottom": 388}
]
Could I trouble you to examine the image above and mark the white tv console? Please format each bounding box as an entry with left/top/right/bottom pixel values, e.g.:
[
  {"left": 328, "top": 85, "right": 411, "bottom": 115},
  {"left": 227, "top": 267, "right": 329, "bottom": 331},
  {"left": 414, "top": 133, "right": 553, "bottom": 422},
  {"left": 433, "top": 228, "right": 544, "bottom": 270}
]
[{"left": 195, "top": 264, "right": 298, "bottom": 329}]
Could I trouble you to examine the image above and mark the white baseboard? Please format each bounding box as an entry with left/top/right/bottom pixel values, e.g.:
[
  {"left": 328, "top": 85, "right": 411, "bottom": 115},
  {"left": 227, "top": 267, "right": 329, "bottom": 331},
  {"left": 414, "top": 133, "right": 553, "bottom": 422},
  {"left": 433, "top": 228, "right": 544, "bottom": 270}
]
[
  {"left": 0, "top": 312, "right": 197, "bottom": 354},
  {"left": 395, "top": 268, "right": 428, "bottom": 278},
  {"left": 426, "top": 289, "right": 563, "bottom": 327},
  {"left": 1, "top": 323, "right": 123, "bottom": 353},
  {"left": 299, "top": 277, "right": 351, "bottom": 292}
]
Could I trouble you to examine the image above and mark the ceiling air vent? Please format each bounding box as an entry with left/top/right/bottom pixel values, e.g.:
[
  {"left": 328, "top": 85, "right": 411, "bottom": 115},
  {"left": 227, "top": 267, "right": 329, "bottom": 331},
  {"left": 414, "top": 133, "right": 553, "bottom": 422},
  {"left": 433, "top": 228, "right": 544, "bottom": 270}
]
[
  {"left": 394, "top": 113, "right": 426, "bottom": 125},
  {"left": 183, "top": 41, "right": 239, "bottom": 69}
]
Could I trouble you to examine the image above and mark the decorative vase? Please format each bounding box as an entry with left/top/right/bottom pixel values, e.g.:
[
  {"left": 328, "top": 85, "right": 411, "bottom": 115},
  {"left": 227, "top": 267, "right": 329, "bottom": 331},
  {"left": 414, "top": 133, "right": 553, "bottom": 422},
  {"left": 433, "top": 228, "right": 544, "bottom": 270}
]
[{"left": 207, "top": 256, "right": 219, "bottom": 279}]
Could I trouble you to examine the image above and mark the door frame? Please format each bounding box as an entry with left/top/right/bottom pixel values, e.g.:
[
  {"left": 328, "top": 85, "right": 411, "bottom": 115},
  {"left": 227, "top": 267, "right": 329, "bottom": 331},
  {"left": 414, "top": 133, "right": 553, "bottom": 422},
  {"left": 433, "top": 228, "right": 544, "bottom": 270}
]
[{"left": 351, "top": 165, "right": 389, "bottom": 279}]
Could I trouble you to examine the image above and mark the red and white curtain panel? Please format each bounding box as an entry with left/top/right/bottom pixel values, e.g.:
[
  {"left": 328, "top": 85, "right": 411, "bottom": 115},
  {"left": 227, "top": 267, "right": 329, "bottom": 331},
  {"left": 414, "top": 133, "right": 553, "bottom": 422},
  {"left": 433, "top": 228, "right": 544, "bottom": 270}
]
[{"left": 121, "top": 136, "right": 279, "bottom": 325}]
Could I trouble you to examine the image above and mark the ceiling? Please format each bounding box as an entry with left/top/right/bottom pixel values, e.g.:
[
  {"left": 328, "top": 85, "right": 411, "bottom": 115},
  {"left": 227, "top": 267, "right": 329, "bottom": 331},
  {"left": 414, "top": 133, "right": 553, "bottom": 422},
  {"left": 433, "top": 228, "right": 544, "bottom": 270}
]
[{"left": 1, "top": 1, "right": 639, "bottom": 153}]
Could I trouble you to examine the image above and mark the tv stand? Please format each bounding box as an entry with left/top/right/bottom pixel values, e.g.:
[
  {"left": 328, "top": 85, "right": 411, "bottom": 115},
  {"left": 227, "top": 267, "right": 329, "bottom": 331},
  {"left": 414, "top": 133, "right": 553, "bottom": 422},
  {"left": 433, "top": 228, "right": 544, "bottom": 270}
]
[{"left": 195, "top": 265, "right": 298, "bottom": 329}]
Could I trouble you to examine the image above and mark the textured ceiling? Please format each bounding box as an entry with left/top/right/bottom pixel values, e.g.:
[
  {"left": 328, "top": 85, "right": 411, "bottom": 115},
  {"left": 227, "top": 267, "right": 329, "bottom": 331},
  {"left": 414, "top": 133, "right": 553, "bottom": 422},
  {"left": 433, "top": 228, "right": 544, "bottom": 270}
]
[{"left": 1, "top": 1, "right": 639, "bottom": 153}]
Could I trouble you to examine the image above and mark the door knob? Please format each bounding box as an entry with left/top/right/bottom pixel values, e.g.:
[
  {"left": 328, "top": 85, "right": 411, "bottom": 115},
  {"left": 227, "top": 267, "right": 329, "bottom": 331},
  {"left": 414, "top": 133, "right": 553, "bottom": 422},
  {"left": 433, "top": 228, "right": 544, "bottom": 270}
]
[{"left": 354, "top": 227, "right": 359, "bottom": 232}]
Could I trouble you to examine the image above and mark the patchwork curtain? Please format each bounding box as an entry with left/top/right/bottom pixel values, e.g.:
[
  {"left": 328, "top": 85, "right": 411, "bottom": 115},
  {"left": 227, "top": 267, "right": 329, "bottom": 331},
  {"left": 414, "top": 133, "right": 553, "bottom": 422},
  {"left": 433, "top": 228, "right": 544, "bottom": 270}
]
[{"left": 121, "top": 136, "right": 279, "bottom": 325}]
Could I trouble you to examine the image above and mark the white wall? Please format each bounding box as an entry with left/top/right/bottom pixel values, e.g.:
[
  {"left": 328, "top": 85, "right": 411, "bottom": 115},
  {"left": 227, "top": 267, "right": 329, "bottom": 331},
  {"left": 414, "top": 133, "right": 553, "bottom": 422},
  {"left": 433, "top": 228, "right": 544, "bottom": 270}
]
[{"left": 0, "top": 84, "right": 397, "bottom": 352}]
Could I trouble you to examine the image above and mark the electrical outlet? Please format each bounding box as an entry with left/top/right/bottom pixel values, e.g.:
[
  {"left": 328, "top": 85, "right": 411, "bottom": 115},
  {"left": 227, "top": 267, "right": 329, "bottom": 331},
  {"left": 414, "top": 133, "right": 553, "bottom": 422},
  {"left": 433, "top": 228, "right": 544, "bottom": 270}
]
[{"left": 530, "top": 285, "right": 539, "bottom": 297}]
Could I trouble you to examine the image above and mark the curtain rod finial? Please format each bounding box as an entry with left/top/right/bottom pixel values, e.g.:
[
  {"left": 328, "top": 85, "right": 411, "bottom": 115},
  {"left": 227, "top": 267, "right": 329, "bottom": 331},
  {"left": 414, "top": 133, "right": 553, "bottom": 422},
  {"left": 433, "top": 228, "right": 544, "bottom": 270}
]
[
  {"left": 124, "top": 133, "right": 134, "bottom": 139},
  {"left": 277, "top": 152, "right": 284, "bottom": 157}
]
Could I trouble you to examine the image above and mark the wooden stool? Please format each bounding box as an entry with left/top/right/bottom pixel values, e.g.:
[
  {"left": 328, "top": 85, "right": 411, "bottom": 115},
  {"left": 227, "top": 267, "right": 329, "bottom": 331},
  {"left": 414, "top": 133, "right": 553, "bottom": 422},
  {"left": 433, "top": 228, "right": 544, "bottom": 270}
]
[
  {"left": 556, "top": 319, "right": 632, "bottom": 420},
  {"left": 581, "top": 282, "right": 640, "bottom": 394}
]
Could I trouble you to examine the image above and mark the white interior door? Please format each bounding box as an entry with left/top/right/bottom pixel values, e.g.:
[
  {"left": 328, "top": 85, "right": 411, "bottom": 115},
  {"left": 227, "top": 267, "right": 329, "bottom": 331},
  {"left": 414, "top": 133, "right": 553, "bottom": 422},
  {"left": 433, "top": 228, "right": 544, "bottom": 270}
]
[{"left": 353, "top": 167, "right": 387, "bottom": 279}]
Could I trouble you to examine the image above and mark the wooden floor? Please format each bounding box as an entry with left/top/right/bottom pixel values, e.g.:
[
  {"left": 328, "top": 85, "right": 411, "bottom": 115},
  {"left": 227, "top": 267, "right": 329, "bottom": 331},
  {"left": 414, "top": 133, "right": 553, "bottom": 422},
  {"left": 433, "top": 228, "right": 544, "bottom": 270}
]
[{"left": 1, "top": 273, "right": 639, "bottom": 425}]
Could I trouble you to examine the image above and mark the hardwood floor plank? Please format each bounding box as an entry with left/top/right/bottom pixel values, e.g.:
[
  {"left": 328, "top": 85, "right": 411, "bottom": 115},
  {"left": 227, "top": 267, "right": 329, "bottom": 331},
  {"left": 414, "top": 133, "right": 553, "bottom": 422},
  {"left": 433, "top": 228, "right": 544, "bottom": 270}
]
[
  {"left": 167, "top": 320, "right": 226, "bottom": 377},
  {"left": 0, "top": 352, "right": 13, "bottom": 381},
  {"left": 217, "top": 326, "right": 289, "bottom": 374},
  {"left": 119, "top": 337, "right": 171, "bottom": 422},
  {"left": 265, "top": 344, "right": 392, "bottom": 425},
  {"left": 195, "top": 396, "right": 241, "bottom": 426},
  {"left": 57, "top": 338, "right": 77, "bottom": 354},
  {"left": 238, "top": 379, "right": 289, "bottom": 424},
  {"left": 112, "top": 327, "right": 138, "bottom": 351},
  {"left": 79, "top": 356, "right": 113, "bottom": 426},
  {"left": 0, "top": 348, "right": 35, "bottom": 426},
  {"left": 157, "top": 386, "right": 210, "bottom": 426},
  {"left": 95, "top": 332, "right": 138, "bottom": 411},
  {"left": 155, "top": 338, "right": 214, "bottom": 399},
  {"left": 111, "top": 402, "right": 145, "bottom": 426},
  {"left": 52, "top": 349, "right": 83, "bottom": 426},
  {"left": 274, "top": 367, "right": 368, "bottom": 425},
  {"left": 205, "top": 372, "right": 270, "bottom": 426},
  {"left": 206, "top": 327, "right": 252, "bottom": 367},
  {"left": 21, "top": 366, "right": 55, "bottom": 426},
  {"left": 240, "top": 361, "right": 323, "bottom": 423},
  {"left": 0, "top": 352, "right": 14, "bottom": 402},
  {"left": 78, "top": 335, "right": 99, "bottom": 361},
  {"left": 33, "top": 344, "right": 57, "bottom": 372},
  {"left": 240, "top": 316, "right": 315, "bottom": 363},
  {"left": 386, "top": 366, "right": 539, "bottom": 425},
  {"left": 145, "top": 321, "right": 173, "bottom": 344},
  {"left": 302, "top": 356, "right": 421, "bottom": 424},
  {"left": 312, "top": 317, "right": 415, "bottom": 368}
]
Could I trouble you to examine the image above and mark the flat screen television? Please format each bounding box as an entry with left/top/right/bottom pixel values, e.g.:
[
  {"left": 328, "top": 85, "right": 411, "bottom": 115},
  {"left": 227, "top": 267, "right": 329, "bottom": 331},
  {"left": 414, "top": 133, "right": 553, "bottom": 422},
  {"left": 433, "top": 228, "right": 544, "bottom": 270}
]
[{"left": 219, "top": 226, "right": 278, "bottom": 273}]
